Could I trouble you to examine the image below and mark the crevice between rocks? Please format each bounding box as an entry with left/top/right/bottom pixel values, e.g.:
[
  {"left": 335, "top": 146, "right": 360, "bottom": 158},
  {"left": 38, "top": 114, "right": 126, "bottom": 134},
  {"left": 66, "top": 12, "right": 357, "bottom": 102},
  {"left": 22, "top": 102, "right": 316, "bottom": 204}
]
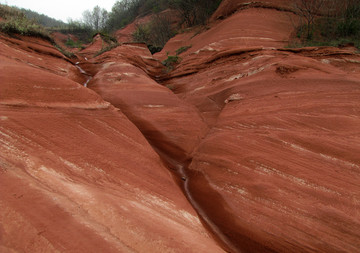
[
  {"left": 73, "top": 57, "right": 242, "bottom": 252},
  {"left": 74, "top": 52, "right": 279, "bottom": 252}
]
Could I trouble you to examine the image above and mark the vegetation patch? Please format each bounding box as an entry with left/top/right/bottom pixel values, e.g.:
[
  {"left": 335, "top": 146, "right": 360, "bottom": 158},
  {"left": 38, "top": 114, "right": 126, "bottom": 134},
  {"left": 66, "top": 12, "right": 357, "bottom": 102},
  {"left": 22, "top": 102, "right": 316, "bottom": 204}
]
[
  {"left": 165, "top": 84, "right": 176, "bottom": 90},
  {"left": 132, "top": 14, "right": 175, "bottom": 54},
  {"left": 0, "top": 5, "right": 52, "bottom": 41},
  {"left": 20, "top": 8, "right": 65, "bottom": 28},
  {"left": 162, "top": 54, "right": 180, "bottom": 65},
  {"left": 0, "top": 4, "right": 22, "bottom": 18},
  {"left": 65, "top": 37, "right": 83, "bottom": 48},
  {"left": 98, "top": 32, "right": 118, "bottom": 44},
  {"left": 162, "top": 54, "right": 181, "bottom": 72},
  {"left": 170, "top": 0, "right": 222, "bottom": 26},
  {"left": 291, "top": 0, "right": 360, "bottom": 49},
  {"left": 176, "top": 45, "right": 191, "bottom": 55},
  {"left": 107, "top": 0, "right": 222, "bottom": 32},
  {"left": 0, "top": 4, "right": 78, "bottom": 58},
  {"left": 53, "top": 20, "right": 94, "bottom": 44},
  {"left": 94, "top": 42, "right": 120, "bottom": 57},
  {"left": 107, "top": 0, "right": 170, "bottom": 31},
  {"left": 0, "top": 16, "right": 49, "bottom": 39},
  {"left": 54, "top": 44, "right": 75, "bottom": 58}
]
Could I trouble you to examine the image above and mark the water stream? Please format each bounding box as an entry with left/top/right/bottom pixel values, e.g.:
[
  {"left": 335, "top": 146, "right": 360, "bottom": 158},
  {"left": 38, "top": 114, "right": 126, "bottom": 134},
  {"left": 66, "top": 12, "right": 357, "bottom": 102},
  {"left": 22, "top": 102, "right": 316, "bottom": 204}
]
[
  {"left": 154, "top": 147, "right": 240, "bottom": 253},
  {"left": 75, "top": 62, "right": 92, "bottom": 87},
  {"left": 73, "top": 59, "right": 240, "bottom": 252}
]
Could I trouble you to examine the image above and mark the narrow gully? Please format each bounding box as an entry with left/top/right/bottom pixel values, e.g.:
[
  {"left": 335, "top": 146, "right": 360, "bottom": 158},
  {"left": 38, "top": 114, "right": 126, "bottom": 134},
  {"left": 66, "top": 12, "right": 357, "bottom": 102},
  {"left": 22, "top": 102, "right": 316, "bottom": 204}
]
[
  {"left": 156, "top": 145, "right": 274, "bottom": 253},
  {"left": 73, "top": 60, "right": 241, "bottom": 252},
  {"left": 153, "top": 146, "right": 240, "bottom": 253},
  {"left": 75, "top": 62, "right": 92, "bottom": 87}
]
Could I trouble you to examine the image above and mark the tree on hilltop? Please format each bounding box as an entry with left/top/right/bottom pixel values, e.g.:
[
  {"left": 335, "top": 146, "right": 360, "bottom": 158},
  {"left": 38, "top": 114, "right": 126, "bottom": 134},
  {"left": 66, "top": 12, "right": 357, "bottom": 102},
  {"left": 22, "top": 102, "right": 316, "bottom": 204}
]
[
  {"left": 293, "top": 0, "right": 326, "bottom": 39},
  {"left": 82, "top": 5, "right": 108, "bottom": 31}
]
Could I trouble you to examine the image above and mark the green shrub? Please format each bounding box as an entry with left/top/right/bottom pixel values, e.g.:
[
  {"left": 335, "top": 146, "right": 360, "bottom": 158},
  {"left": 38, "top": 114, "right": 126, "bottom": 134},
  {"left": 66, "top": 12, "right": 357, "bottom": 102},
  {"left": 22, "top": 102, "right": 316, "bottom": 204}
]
[
  {"left": 162, "top": 55, "right": 180, "bottom": 66},
  {"left": 0, "top": 16, "right": 51, "bottom": 40},
  {"left": 132, "top": 14, "right": 175, "bottom": 53},
  {"left": 97, "top": 32, "right": 118, "bottom": 44},
  {"left": 337, "top": 19, "right": 360, "bottom": 37},
  {"left": 169, "top": 0, "right": 222, "bottom": 26},
  {"left": 56, "top": 19, "right": 94, "bottom": 43},
  {"left": 0, "top": 4, "right": 79, "bottom": 58},
  {"left": 166, "top": 84, "right": 176, "bottom": 90},
  {"left": 106, "top": 0, "right": 170, "bottom": 31},
  {"left": 162, "top": 54, "right": 181, "bottom": 72},
  {"left": 94, "top": 43, "right": 120, "bottom": 57},
  {"left": 0, "top": 4, "right": 24, "bottom": 19},
  {"left": 54, "top": 44, "right": 75, "bottom": 58},
  {"left": 65, "top": 37, "right": 83, "bottom": 48},
  {"left": 292, "top": 0, "right": 360, "bottom": 49},
  {"left": 0, "top": 4, "right": 51, "bottom": 40},
  {"left": 132, "top": 23, "right": 152, "bottom": 44},
  {"left": 176, "top": 45, "right": 191, "bottom": 55},
  {"left": 147, "top": 44, "right": 163, "bottom": 54}
]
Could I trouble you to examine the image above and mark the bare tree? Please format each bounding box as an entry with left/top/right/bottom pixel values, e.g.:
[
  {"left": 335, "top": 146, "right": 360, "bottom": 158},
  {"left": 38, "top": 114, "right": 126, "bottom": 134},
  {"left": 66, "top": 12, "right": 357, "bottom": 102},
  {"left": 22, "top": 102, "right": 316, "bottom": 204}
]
[
  {"left": 82, "top": 5, "right": 108, "bottom": 31},
  {"left": 132, "top": 13, "right": 175, "bottom": 50},
  {"left": 170, "top": 0, "right": 221, "bottom": 27},
  {"left": 294, "top": 0, "right": 326, "bottom": 39},
  {"left": 340, "top": 0, "right": 360, "bottom": 36},
  {"left": 149, "top": 14, "right": 174, "bottom": 47}
]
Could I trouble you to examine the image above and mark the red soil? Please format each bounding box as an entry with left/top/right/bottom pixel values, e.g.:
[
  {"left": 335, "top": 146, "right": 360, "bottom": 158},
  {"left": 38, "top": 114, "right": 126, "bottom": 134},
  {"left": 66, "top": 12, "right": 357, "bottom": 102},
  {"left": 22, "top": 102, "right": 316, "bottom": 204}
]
[
  {"left": 1, "top": 0, "right": 360, "bottom": 252},
  {"left": 115, "top": 15, "right": 152, "bottom": 43},
  {"left": 115, "top": 9, "right": 179, "bottom": 43},
  {"left": 78, "top": 34, "right": 112, "bottom": 58},
  {"left": 52, "top": 32, "right": 82, "bottom": 53}
]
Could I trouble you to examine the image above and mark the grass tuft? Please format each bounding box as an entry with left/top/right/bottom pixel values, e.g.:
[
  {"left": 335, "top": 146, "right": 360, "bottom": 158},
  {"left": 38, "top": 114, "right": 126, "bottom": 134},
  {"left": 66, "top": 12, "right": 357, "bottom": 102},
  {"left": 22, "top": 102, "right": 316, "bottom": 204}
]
[{"left": 176, "top": 45, "right": 192, "bottom": 55}]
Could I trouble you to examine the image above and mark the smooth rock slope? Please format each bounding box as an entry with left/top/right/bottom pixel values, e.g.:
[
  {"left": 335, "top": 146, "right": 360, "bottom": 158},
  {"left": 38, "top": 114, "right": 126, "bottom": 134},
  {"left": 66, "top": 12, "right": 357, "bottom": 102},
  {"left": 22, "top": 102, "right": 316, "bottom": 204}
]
[
  {"left": 0, "top": 34, "right": 222, "bottom": 252},
  {"left": 156, "top": 1, "right": 360, "bottom": 252},
  {"left": 1, "top": 0, "right": 360, "bottom": 252}
]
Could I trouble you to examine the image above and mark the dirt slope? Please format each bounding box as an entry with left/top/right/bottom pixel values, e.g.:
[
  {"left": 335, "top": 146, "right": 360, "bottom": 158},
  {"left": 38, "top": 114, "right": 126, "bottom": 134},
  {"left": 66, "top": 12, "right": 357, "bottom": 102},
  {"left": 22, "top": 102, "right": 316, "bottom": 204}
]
[
  {"left": 114, "top": 9, "right": 179, "bottom": 44},
  {"left": 1, "top": 0, "right": 360, "bottom": 252},
  {"left": 115, "top": 15, "right": 152, "bottom": 43}
]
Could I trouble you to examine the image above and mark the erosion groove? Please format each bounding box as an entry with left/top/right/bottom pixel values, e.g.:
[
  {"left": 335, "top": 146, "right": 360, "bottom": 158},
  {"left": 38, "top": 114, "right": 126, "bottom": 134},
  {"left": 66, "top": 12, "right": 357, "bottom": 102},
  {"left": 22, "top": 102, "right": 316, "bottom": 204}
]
[{"left": 1, "top": 1, "right": 360, "bottom": 252}]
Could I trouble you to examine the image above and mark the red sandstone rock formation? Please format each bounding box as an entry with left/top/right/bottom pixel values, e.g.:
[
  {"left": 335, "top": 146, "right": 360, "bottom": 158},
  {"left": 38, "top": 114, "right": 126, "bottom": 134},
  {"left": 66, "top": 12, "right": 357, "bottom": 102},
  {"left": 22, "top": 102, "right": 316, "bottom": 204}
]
[
  {"left": 156, "top": 2, "right": 360, "bottom": 252},
  {"left": 52, "top": 32, "right": 82, "bottom": 54},
  {"left": 115, "top": 9, "right": 179, "bottom": 44},
  {"left": 115, "top": 15, "right": 152, "bottom": 43},
  {"left": 78, "top": 34, "right": 113, "bottom": 58},
  {"left": 0, "top": 35, "right": 222, "bottom": 252},
  {"left": 1, "top": 0, "right": 360, "bottom": 252}
]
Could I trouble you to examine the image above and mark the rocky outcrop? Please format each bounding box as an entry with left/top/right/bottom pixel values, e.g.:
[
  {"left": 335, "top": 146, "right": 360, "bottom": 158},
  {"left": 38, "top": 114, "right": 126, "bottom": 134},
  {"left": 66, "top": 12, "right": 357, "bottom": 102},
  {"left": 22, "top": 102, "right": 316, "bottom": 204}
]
[
  {"left": 210, "top": 0, "right": 293, "bottom": 21},
  {"left": 78, "top": 34, "right": 114, "bottom": 58},
  {"left": 157, "top": 2, "right": 360, "bottom": 252},
  {"left": 115, "top": 15, "right": 152, "bottom": 43},
  {"left": 1, "top": 0, "right": 360, "bottom": 252},
  {"left": 0, "top": 35, "right": 222, "bottom": 252},
  {"left": 115, "top": 9, "right": 179, "bottom": 44},
  {"left": 84, "top": 43, "right": 208, "bottom": 163}
]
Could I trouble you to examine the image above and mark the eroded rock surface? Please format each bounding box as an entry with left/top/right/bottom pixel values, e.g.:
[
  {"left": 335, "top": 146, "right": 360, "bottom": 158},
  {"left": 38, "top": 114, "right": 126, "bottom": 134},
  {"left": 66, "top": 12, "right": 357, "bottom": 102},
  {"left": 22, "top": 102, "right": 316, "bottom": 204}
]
[
  {"left": 85, "top": 43, "right": 208, "bottom": 162},
  {"left": 157, "top": 2, "right": 360, "bottom": 252},
  {"left": 1, "top": 1, "right": 360, "bottom": 252},
  {"left": 0, "top": 35, "right": 223, "bottom": 252}
]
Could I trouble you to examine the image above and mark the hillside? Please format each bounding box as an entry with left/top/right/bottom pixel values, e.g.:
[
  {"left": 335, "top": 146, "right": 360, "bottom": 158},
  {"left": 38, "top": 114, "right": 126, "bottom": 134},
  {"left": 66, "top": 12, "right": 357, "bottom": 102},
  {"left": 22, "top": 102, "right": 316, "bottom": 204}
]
[
  {"left": 20, "top": 8, "right": 66, "bottom": 27},
  {"left": 1, "top": 0, "right": 360, "bottom": 252}
]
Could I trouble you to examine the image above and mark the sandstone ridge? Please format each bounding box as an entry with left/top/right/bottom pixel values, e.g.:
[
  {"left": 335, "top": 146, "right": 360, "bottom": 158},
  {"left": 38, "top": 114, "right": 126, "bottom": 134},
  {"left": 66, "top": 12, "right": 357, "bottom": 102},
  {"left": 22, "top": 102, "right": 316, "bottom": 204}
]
[{"left": 1, "top": 1, "right": 360, "bottom": 252}]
